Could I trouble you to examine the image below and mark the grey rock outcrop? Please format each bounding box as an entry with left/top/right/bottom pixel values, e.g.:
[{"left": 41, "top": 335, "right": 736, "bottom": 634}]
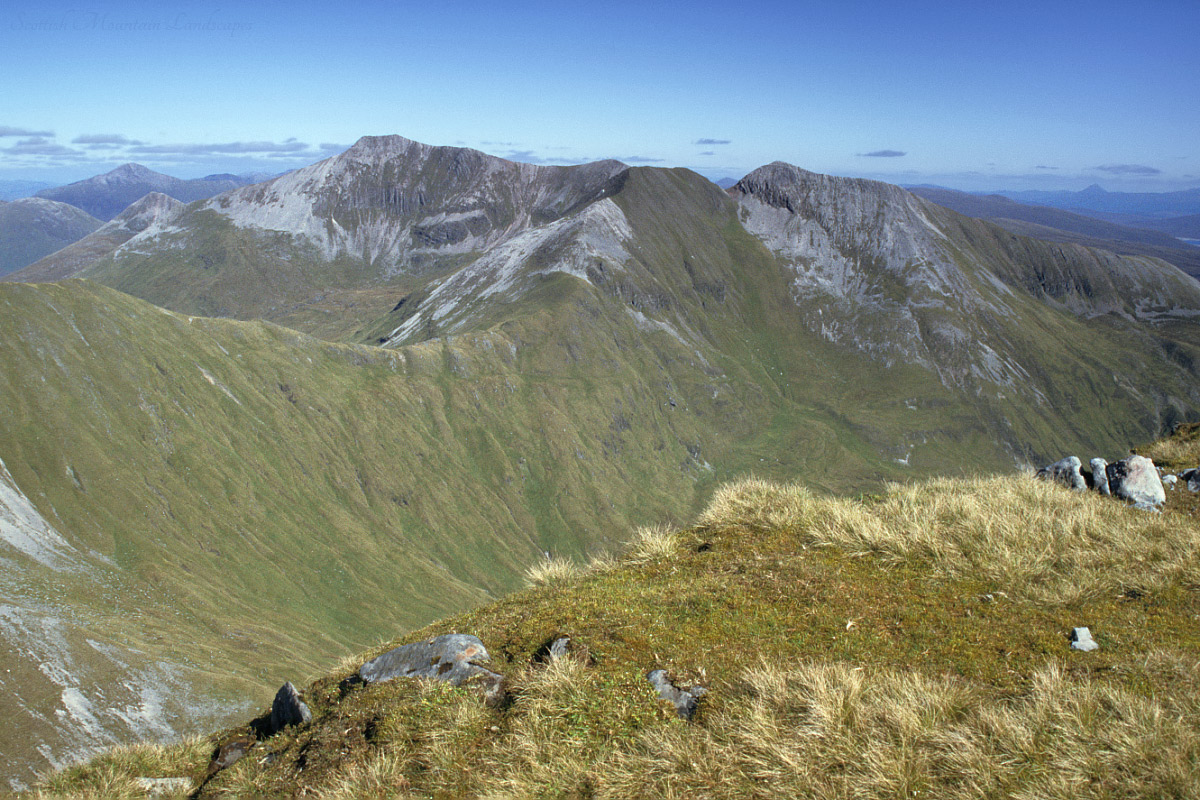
[
  {"left": 360, "top": 634, "right": 503, "bottom": 701},
  {"left": 1070, "top": 627, "right": 1099, "bottom": 652},
  {"left": 1089, "top": 458, "right": 1110, "bottom": 495},
  {"left": 269, "top": 681, "right": 311, "bottom": 733},
  {"left": 1106, "top": 455, "right": 1166, "bottom": 510},
  {"left": 647, "top": 669, "right": 707, "bottom": 720},
  {"left": 1182, "top": 467, "right": 1200, "bottom": 492},
  {"left": 1036, "top": 456, "right": 1087, "bottom": 491}
]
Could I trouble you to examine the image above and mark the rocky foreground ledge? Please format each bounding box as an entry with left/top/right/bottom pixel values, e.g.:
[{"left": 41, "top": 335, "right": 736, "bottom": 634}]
[{"left": 1035, "top": 452, "right": 1200, "bottom": 510}]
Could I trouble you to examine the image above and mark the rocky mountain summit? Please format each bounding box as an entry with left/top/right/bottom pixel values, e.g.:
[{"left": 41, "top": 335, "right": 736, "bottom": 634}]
[
  {"left": 731, "top": 162, "right": 1200, "bottom": 392},
  {"left": 207, "top": 134, "right": 627, "bottom": 270}
]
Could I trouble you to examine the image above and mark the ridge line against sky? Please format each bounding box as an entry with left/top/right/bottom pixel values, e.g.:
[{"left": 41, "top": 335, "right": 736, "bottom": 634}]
[{"left": 1, "top": 0, "right": 1197, "bottom": 192}]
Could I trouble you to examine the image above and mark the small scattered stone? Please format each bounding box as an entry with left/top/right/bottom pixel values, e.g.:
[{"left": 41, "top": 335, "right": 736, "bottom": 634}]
[
  {"left": 647, "top": 669, "right": 707, "bottom": 720},
  {"left": 548, "top": 637, "right": 571, "bottom": 661},
  {"left": 1036, "top": 456, "right": 1086, "bottom": 491},
  {"left": 1163, "top": 474, "right": 1178, "bottom": 489},
  {"left": 1070, "top": 627, "right": 1099, "bottom": 652},
  {"left": 269, "top": 681, "right": 311, "bottom": 734},
  {"left": 214, "top": 738, "right": 254, "bottom": 769},
  {"left": 1106, "top": 455, "right": 1166, "bottom": 509},
  {"left": 133, "top": 777, "right": 192, "bottom": 796},
  {"left": 1089, "top": 458, "right": 1110, "bottom": 495}
]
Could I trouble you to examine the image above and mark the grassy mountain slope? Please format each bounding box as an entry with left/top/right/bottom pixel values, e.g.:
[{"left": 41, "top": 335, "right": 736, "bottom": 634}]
[
  {"left": 0, "top": 199, "right": 101, "bottom": 277},
  {"left": 0, "top": 276, "right": 787, "bottom": 786},
  {"left": 42, "top": 429, "right": 1200, "bottom": 798}
]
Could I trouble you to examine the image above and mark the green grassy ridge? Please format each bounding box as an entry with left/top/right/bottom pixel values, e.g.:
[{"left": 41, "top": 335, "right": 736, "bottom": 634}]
[{"left": 56, "top": 467, "right": 1200, "bottom": 798}]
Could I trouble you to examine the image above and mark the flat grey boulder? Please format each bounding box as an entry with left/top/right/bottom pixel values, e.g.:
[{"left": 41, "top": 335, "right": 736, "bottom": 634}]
[
  {"left": 1070, "top": 627, "right": 1099, "bottom": 652},
  {"left": 360, "top": 633, "right": 502, "bottom": 690},
  {"left": 1089, "top": 458, "right": 1110, "bottom": 495},
  {"left": 1036, "top": 456, "right": 1086, "bottom": 491},
  {"left": 1106, "top": 455, "right": 1165, "bottom": 509},
  {"left": 647, "top": 669, "right": 707, "bottom": 720},
  {"left": 269, "top": 681, "right": 312, "bottom": 733}
]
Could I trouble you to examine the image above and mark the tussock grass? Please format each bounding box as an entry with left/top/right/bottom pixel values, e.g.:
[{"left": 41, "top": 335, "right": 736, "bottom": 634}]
[
  {"left": 1142, "top": 421, "right": 1200, "bottom": 469},
  {"left": 35, "top": 737, "right": 209, "bottom": 799},
  {"left": 598, "top": 658, "right": 1200, "bottom": 799},
  {"left": 623, "top": 524, "right": 682, "bottom": 565},
  {"left": 700, "top": 473, "right": 1200, "bottom": 603},
  {"left": 524, "top": 557, "right": 583, "bottom": 588}
]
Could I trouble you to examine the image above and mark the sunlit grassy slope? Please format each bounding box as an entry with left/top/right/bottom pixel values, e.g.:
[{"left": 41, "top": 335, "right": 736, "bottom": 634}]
[
  {"left": 42, "top": 427, "right": 1200, "bottom": 798},
  {"left": 1, "top": 272, "right": 941, "bottom": 785}
]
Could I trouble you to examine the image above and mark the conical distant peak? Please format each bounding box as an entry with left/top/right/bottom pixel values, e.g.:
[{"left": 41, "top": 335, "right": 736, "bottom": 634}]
[{"left": 108, "top": 163, "right": 159, "bottom": 179}]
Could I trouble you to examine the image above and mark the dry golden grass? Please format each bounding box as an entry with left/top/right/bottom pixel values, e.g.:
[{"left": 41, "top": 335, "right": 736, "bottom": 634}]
[
  {"left": 35, "top": 736, "right": 209, "bottom": 799},
  {"left": 623, "top": 524, "right": 682, "bottom": 566},
  {"left": 596, "top": 657, "right": 1200, "bottom": 799},
  {"left": 699, "top": 473, "right": 1200, "bottom": 603},
  {"left": 524, "top": 557, "right": 583, "bottom": 588},
  {"left": 1141, "top": 422, "right": 1200, "bottom": 469}
]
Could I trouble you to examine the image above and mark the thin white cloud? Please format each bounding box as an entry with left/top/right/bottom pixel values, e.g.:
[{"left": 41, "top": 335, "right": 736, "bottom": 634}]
[
  {"left": 129, "top": 139, "right": 310, "bottom": 155},
  {"left": 1096, "top": 163, "right": 1161, "bottom": 175},
  {"left": 71, "top": 134, "right": 146, "bottom": 146},
  {"left": 0, "top": 126, "right": 54, "bottom": 137}
]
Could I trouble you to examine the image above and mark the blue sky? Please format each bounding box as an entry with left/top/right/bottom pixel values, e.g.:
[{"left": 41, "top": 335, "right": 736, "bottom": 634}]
[{"left": 2, "top": 0, "right": 1196, "bottom": 191}]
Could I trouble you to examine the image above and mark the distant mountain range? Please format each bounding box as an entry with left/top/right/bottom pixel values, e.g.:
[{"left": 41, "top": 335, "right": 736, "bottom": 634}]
[
  {"left": 0, "top": 198, "right": 100, "bottom": 277},
  {"left": 0, "top": 179, "right": 54, "bottom": 201},
  {"left": 0, "top": 165, "right": 276, "bottom": 276},
  {"left": 908, "top": 186, "right": 1200, "bottom": 279},
  {"left": 33, "top": 164, "right": 269, "bottom": 221},
  {"left": 2, "top": 136, "right": 1200, "bottom": 785},
  {"left": 996, "top": 184, "right": 1200, "bottom": 219}
]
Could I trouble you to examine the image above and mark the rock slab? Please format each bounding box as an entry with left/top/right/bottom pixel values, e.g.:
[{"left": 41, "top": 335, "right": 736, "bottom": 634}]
[
  {"left": 647, "top": 669, "right": 707, "bottom": 720},
  {"left": 1106, "top": 455, "right": 1166, "bottom": 509},
  {"left": 360, "top": 633, "right": 501, "bottom": 689},
  {"left": 269, "top": 681, "right": 312, "bottom": 733},
  {"left": 1089, "top": 458, "right": 1110, "bottom": 495},
  {"left": 1036, "top": 456, "right": 1086, "bottom": 491},
  {"left": 1182, "top": 467, "right": 1199, "bottom": 492},
  {"left": 1070, "top": 627, "right": 1099, "bottom": 652}
]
